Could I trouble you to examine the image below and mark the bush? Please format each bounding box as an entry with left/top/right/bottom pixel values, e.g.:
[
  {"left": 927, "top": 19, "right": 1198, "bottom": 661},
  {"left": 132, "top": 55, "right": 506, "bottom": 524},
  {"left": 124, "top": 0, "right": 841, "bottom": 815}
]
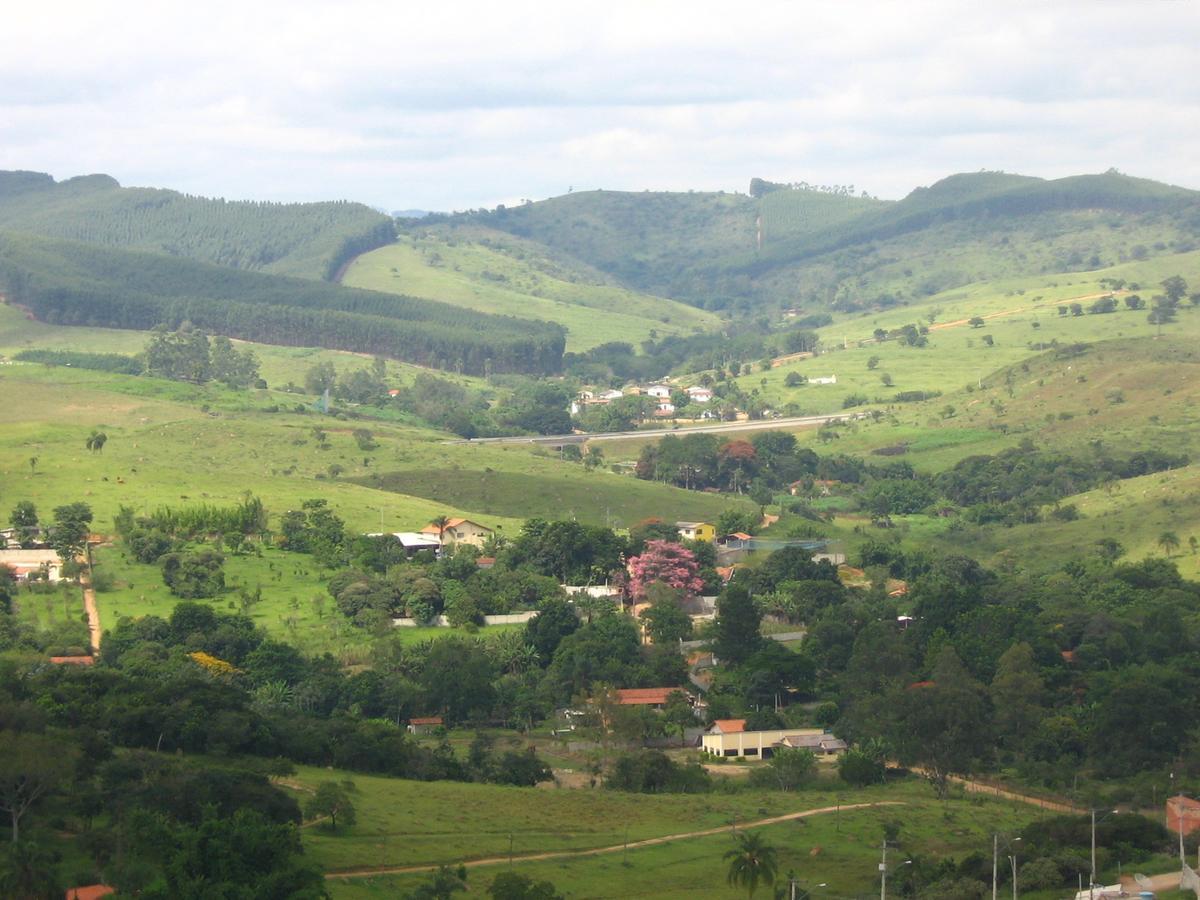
[
  {"left": 160, "top": 550, "right": 226, "bottom": 598},
  {"left": 1019, "top": 858, "right": 1063, "bottom": 891},
  {"left": 838, "top": 749, "right": 884, "bottom": 786}
]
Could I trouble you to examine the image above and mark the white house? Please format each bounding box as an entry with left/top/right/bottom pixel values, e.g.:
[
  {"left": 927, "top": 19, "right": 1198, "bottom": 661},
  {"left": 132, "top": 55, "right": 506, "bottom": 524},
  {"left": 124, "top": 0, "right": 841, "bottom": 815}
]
[
  {"left": 598, "top": 389, "right": 624, "bottom": 401},
  {"left": 701, "top": 719, "right": 847, "bottom": 759},
  {"left": 645, "top": 384, "right": 672, "bottom": 399},
  {"left": 809, "top": 375, "right": 838, "bottom": 385},
  {"left": 0, "top": 549, "right": 64, "bottom": 582},
  {"left": 685, "top": 386, "right": 714, "bottom": 403}
]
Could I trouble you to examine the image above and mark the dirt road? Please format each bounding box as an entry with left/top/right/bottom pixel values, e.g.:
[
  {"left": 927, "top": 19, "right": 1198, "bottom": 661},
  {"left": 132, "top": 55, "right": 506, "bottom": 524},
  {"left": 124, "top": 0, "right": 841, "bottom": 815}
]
[
  {"left": 80, "top": 570, "right": 101, "bottom": 653},
  {"left": 324, "top": 800, "right": 904, "bottom": 880}
]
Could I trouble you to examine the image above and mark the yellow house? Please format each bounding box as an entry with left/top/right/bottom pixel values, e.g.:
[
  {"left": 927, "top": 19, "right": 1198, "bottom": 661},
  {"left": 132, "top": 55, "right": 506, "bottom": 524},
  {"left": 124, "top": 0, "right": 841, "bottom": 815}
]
[
  {"left": 701, "top": 719, "right": 847, "bottom": 759},
  {"left": 675, "top": 521, "right": 716, "bottom": 543},
  {"left": 420, "top": 518, "right": 494, "bottom": 549}
]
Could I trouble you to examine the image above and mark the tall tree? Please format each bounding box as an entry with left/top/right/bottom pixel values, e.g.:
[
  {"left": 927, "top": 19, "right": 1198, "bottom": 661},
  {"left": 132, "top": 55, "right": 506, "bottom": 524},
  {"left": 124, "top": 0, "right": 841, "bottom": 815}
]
[
  {"left": 8, "top": 503, "right": 39, "bottom": 548},
  {"left": 989, "top": 642, "right": 1045, "bottom": 752},
  {"left": 305, "top": 781, "right": 356, "bottom": 832},
  {"left": 50, "top": 502, "right": 93, "bottom": 569},
  {"left": 1158, "top": 531, "right": 1181, "bottom": 557},
  {"left": 626, "top": 541, "right": 705, "bottom": 602},
  {"left": 0, "top": 732, "right": 76, "bottom": 843},
  {"left": 712, "top": 584, "right": 763, "bottom": 665},
  {"left": 885, "top": 647, "right": 992, "bottom": 798}
]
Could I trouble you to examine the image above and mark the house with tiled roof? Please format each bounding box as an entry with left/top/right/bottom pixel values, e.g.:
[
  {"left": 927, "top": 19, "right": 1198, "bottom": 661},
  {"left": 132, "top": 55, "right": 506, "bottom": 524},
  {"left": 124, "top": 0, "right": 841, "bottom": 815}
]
[
  {"left": 419, "top": 518, "right": 494, "bottom": 548},
  {"left": 613, "top": 687, "right": 690, "bottom": 709}
]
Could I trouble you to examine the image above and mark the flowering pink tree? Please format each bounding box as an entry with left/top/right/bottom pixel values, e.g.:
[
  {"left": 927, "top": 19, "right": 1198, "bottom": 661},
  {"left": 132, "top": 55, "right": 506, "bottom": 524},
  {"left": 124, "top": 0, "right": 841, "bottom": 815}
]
[{"left": 626, "top": 540, "right": 705, "bottom": 602}]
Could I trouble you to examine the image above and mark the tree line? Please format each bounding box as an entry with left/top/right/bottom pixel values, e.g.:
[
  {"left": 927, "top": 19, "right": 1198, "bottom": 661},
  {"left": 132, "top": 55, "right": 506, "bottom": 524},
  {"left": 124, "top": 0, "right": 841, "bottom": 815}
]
[{"left": 0, "top": 232, "right": 566, "bottom": 375}]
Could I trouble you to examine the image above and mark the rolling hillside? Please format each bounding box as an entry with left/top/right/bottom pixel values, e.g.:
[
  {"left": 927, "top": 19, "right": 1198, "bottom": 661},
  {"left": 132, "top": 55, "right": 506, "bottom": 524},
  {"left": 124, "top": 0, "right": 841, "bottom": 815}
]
[
  {"left": 342, "top": 225, "right": 720, "bottom": 351},
  {"left": 450, "top": 171, "right": 1200, "bottom": 315},
  {"left": 0, "top": 169, "right": 394, "bottom": 280},
  {"left": 0, "top": 230, "right": 565, "bottom": 375}
]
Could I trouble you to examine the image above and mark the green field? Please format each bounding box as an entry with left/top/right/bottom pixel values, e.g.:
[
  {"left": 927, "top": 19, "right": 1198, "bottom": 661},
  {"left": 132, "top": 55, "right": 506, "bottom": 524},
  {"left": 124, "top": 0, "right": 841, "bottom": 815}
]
[
  {"left": 277, "top": 765, "right": 1038, "bottom": 899},
  {"left": 343, "top": 228, "right": 720, "bottom": 351},
  {"left": 733, "top": 250, "right": 1200, "bottom": 418},
  {"left": 0, "top": 304, "right": 492, "bottom": 397},
  {"left": 355, "top": 460, "right": 753, "bottom": 529}
]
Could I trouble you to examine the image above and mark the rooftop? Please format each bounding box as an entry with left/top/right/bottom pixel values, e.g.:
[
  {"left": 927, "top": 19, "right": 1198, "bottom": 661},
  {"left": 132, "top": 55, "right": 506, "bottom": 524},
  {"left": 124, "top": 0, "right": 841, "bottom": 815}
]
[{"left": 614, "top": 687, "right": 684, "bottom": 706}]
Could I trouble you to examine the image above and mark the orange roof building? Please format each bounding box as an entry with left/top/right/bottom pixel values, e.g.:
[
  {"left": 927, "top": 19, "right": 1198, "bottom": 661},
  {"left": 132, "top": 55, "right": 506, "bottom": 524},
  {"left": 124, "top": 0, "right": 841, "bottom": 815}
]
[
  {"left": 418, "top": 518, "right": 493, "bottom": 548},
  {"left": 613, "top": 688, "right": 686, "bottom": 707},
  {"left": 65, "top": 886, "right": 116, "bottom": 900},
  {"left": 1168, "top": 796, "right": 1200, "bottom": 835}
]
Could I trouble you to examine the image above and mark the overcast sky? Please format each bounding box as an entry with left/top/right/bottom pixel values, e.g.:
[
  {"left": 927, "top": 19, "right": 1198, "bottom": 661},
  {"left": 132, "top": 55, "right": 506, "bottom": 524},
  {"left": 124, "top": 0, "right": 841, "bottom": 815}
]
[{"left": 2, "top": 0, "right": 1197, "bottom": 211}]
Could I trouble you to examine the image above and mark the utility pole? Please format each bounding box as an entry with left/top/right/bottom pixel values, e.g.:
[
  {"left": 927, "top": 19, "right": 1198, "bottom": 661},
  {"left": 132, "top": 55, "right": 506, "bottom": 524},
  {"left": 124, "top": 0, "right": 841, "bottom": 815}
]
[
  {"left": 992, "top": 833, "right": 998, "bottom": 900},
  {"left": 1009, "top": 850, "right": 1019, "bottom": 900},
  {"left": 1090, "top": 808, "right": 1096, "bottom": 900},
  {"left": 880, "top": 839, "right": 888, "bottom": 900}
]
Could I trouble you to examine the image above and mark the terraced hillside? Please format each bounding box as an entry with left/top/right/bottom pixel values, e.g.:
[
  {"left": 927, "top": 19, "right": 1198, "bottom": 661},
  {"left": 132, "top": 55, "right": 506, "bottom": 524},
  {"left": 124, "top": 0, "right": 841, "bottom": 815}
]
[{"left": 342, "top": 225, "right": 720, "bottom": 351}]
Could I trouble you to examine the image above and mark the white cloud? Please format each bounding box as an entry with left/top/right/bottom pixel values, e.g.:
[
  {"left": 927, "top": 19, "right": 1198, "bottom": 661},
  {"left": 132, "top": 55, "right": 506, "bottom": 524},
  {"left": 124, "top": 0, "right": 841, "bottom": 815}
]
[{"left": 0, "top": 0, "right": 1196, "bottom": 208}]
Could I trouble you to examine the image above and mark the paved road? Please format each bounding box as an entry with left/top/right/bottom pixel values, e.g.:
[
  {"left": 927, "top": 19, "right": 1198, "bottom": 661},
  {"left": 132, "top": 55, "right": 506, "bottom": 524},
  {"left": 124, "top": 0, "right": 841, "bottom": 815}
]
[
  {"left": 445, "top": 412, "right": 864, "bottom": 446},
  {"left": 324, "top": 800, "right": 904, "bottom": 880}
]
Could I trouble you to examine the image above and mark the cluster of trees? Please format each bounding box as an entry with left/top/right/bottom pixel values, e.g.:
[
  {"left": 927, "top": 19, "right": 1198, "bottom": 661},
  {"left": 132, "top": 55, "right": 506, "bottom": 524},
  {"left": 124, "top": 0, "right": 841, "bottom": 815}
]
[
  {"left": 0, "top": 231, "right": 566, "bottom": 375},
  {"left": 630, "top": 430, "right": 1188, "bottom": 529},
  {"left": 320, "top": 518, "right": 722, "bottom": 632},
  {"left": 937, "top": 443, "right": 1187, "bottom": 525},
  {"left": 13, "top": 348, "right": 143, "bottom": 375},
  {"left": 636, "top": 430, "right": 822, "bottom": 495},
  {"left": 800, "top": 551, "right": 1200, "bottom": 793},
  {"left": 563, "top": 320, "right": 821, "bottom": 387},
  {"left": 5, "top": 500, "right": 93, "bottom": 571},
  {"left": 143, "top": 323, "right": 263, "bottom": 387}
]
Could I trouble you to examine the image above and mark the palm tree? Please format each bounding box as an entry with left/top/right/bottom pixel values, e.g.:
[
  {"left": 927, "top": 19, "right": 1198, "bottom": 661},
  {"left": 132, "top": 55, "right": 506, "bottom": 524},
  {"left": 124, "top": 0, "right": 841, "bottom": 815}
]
[
  {"left": 1159, "top": 530, "right": 1181, "bottom": 557},
  {"left": 725, "top": 831, "right": 779, "bottom": 898},
  {"left": 429, "top": 514, "right": 451, "bottom": 551}
]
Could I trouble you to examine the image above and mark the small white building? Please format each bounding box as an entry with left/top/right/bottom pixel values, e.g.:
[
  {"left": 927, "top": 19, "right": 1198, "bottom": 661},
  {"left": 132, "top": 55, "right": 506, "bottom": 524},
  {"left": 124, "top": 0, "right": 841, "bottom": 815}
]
[
  {"left": 685, "top": 386, "right": 714, "bottom": 403},
  {"left": 701, "top": 719, "right": 847, "bottom": 759},
  {"left": 0, "top": 549, "right": 64, "bottom": 582},
  {"left": 809, "top": 375, "right": 838, "bottom": 385},
  {"left": 645, "top": 384, "right": 672, "bottom": 399}
]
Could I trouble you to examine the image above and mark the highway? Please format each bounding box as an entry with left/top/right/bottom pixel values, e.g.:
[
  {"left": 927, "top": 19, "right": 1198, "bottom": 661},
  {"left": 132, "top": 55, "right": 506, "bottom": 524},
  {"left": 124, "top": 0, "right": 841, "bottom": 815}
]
[{"left": 444, "top": 412, "right": 864, "bottom": 446}]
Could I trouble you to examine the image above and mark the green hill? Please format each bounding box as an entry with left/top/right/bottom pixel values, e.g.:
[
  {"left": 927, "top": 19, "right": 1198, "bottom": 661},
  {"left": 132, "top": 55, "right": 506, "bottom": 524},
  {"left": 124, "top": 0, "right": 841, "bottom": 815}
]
[
  {"left": 0, "top": 231, "right": 565, "bottom": 375},
  {"left": 0, "top": 170, "right": 394, "bottom": 280},
  {"left": 342, "top": 225, "right": 720, "bottom": 351},
  {"left": 449, "top": 171, "right": 1200, "bottom": 315}
]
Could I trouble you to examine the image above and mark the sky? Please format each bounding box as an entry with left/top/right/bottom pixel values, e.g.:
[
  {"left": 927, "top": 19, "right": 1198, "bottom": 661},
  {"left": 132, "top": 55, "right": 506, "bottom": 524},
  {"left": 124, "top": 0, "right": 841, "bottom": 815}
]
[{"left": 2, "top": 0, "right": 1198, "bottom": 211}]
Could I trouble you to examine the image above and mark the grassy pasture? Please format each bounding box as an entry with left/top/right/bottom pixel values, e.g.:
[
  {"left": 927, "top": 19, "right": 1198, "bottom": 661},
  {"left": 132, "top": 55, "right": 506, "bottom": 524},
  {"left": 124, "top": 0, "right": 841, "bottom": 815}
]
[
  {"left": 287, "top": 767, "right": 1036, "bottom": 899},
  {"left": 343, "top": 231, "right": 719, "bottom": 351},
  {"left": 0, "top": 304, "right": 490, "bottom": 394},
  {"left": 354, "top": 459, "right": 754, "bottom": 529},
  {"left": 735, "top": 252, "right": 1200, "bottom": 418}
]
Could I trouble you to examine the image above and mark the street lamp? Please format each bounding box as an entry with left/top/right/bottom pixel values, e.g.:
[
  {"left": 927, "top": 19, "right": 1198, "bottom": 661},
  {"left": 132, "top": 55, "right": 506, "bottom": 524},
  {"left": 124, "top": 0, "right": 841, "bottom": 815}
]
[
  {"left": 993, "top": 835, "right": 1021, "bottom": 900},
  {"left": 1090, "top": 808, "right": 1120, "bottom": 899}
]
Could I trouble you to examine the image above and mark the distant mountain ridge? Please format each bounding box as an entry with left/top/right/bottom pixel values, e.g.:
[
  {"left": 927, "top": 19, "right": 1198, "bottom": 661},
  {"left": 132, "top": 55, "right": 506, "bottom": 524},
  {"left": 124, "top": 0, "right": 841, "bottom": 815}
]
[{"left": 0, "top": 170, "right": 395, "bottom": 281}]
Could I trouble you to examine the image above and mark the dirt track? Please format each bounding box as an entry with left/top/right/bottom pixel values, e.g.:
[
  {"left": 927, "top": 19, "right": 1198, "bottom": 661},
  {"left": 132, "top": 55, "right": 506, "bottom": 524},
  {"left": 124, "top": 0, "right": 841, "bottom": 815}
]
[
  {"left": 80, "top": 570, "right": 101, "bottom": 653},
  {"left": 324, "top": 800, "right": 904, "bottom": 880}
]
